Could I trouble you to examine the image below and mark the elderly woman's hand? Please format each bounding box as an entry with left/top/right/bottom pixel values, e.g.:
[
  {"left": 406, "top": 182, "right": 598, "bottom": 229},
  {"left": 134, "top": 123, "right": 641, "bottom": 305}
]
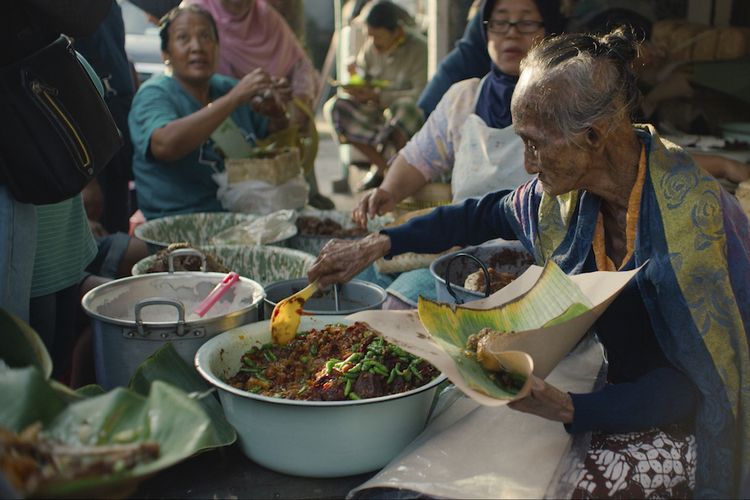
[
  {"left": 353, "top": 187, "right": 398, "bottom": 228},
  {"left": 308, "top": 233, "right": 391, "bottom": 288},
  {"left": 508, "top": 374, "right": 574, "bottom": 424}
]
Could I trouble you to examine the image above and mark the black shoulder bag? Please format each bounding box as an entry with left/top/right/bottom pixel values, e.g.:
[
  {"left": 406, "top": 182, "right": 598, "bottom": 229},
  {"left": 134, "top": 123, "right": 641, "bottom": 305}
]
[{"left": 0, "top": 35, "right": 122, "bottom": 205}]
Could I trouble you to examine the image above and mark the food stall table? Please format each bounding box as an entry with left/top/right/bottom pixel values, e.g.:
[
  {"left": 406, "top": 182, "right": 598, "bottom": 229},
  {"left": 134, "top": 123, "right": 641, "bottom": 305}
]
[{"left": 135, "top": 443, "right": 374, "bottom": 499}]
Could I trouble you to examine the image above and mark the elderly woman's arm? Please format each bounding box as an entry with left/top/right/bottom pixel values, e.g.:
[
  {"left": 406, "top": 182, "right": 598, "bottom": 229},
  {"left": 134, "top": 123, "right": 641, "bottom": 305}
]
[
  {"left": 510, "top": 367, "right": 698, "bottom": 432},
  {"left": 310, "top": 188, "right": 518, "bottom": 288},
  {"left": 383, "top": 190, "right": 517, "bottom": 256}
]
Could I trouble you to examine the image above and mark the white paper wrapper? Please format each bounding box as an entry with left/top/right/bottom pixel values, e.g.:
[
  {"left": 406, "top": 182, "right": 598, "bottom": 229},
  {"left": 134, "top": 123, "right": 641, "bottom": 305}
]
[{"left": 348, "top": 335, "right": 605, "bottom": 500}]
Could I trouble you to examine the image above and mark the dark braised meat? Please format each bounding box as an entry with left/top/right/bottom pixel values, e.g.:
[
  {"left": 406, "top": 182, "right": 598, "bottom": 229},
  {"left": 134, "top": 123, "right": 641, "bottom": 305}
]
[
  {"left": 463, "top": 327, "right": 526, "bottom": 393},
  {"left": 145, "top": 242, "right": 230, "bottom": 273},
  {"left": 487, "top": 248, "right": 534, "bottom": 269},
  {"left": 295, "top": 216, "right": 368, "bottom": 238},
  {"left": 464, "top": 268, "right": 517, "bottom": 293},
  {"left": 226, "top": 322, "right": 439, "bottom": 401}
]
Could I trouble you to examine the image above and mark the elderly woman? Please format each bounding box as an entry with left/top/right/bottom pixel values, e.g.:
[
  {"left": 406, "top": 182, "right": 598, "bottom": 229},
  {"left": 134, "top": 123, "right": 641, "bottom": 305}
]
[
  {"left": 128, "top": 5, "right": 290, "bottom": 220},
  {"left": 326, "top": 0, "right": 428, "bottom": 191},
  {"left": 309, "top": 28, "right": 750, "bottom": 498}
]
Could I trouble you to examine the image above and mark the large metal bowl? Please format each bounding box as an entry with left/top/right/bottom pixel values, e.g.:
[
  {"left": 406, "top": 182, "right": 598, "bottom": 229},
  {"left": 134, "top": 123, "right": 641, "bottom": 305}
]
[
  {"left": 430, "top": 239, "right": 534, "bottom": 304},
  {"left": 134, "top": 212, "right": 296, "bottom": 249},
  {"left": 82, "top": 271, "right": 265, "bottom": 389},
  {"left": 195, "top": 316, "right": 446, "bottom": 477}
]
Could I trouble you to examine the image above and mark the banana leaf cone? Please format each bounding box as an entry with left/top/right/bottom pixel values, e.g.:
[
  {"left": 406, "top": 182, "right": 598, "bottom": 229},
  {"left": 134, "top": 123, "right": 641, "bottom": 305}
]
[{"left": 417, "top": 261, "right": 592, "bottom": 400}]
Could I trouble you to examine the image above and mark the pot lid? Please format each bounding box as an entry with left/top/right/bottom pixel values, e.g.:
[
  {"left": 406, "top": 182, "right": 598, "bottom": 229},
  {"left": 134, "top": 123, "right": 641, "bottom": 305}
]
[{"left": 82, "top": 272, "right": 264, "bottom": 324}]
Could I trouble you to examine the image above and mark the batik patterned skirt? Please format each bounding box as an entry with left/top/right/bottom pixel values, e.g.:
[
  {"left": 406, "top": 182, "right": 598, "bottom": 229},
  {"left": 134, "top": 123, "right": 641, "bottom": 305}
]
[
  {"left": 569, "top": 425, "right": 696, "bottom": 498},
  {"left": 328, "top": 95, "right": 424, "bottom": 149}
]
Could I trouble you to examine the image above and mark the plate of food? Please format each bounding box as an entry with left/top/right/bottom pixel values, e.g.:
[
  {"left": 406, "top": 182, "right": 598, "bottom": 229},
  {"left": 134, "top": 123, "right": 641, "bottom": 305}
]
[{"left": 330, "top": 74, "right": 390, "bottom": 89}]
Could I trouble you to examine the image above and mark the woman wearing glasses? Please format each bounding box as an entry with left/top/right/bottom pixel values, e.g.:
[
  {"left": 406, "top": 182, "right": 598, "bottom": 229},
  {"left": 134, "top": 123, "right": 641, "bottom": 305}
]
[{"left": 352, "top": 0, "right": 563, "bottom": 308}]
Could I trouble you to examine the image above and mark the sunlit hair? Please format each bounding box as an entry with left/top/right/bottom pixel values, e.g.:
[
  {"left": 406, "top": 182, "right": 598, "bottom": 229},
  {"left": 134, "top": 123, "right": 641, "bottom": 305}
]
[
  {"left": 516, "top": 26, "right": 643, "bottom": 142},
  {"left": 159, "top": 5, "right": 219, "bottom": 52}
]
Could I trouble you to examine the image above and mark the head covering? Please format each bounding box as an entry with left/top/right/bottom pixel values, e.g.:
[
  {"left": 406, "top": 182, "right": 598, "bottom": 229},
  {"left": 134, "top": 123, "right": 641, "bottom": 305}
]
[
  {"left": 475, "top": 0, "right": 564, "bottom": 128},
  {"left": 186, "top": 0, "right": 306, "bottom": 80}
]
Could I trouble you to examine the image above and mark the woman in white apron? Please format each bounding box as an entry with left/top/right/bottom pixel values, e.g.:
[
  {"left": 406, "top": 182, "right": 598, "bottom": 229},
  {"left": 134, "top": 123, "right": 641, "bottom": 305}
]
[{"left": 352, "top": 0, "right": 564, "bottom": 307}]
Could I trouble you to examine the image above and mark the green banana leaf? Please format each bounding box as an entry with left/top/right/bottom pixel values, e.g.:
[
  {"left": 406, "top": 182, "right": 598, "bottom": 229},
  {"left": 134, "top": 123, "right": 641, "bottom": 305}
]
[
  {"left": 417, "top": 261, "right": 592, "bottom": 398},
  {"left": 0, "top": 308, "right": 52, "bottom": 378},
  {"left": 0, "top": 365, "right": 234, "bottom": 498},
  {"left": 129, "top": 343, "right": 236, "bottom": 445}
]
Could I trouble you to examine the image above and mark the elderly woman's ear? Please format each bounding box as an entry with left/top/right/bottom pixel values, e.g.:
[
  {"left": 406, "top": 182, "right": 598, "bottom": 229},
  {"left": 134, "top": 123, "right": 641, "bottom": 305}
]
[{"left": 581, "top": 121, "right": 611, "bottom": 152}]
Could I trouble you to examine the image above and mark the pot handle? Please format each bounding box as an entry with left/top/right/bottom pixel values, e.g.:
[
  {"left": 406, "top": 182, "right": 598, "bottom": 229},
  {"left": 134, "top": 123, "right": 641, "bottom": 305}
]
[
  {"left": 134, "top": 298, "right": 186, "bottom": 337},
  {"left": 167, "top": 248, "right": 207, "bottom": 273},
  {"left": 444, "top": 252, "right": 491, "bottom": 305}
]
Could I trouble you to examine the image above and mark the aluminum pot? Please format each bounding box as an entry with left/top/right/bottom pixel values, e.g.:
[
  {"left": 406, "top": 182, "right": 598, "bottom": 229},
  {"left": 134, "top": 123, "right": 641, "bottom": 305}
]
[
  {"left": 82, "top": 271, "right": 265, "bottom": 389},
  {"left": 195, "top": 315, "right": 446, "bottom": 477},
  {"left": 261, "top": 278, "right": 386, "bottom": 320},
  {"left": 430, "top": 239, "right": 534, "bottom": 304}
]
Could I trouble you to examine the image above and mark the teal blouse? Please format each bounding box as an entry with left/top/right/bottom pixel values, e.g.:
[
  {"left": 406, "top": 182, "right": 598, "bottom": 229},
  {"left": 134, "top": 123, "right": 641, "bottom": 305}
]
[{"left": 129, "top": 74, "right": 268, "bottom": 220}]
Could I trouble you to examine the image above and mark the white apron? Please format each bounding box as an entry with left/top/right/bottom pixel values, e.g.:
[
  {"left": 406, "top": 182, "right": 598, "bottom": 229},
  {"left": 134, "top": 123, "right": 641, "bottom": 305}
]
[{"left": 451, "top": 80, "right": 532, "bottom": 203}]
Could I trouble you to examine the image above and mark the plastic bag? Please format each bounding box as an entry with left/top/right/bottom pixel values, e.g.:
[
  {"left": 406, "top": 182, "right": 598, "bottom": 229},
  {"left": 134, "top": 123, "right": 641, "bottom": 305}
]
[
  {"left": 209, "top": 209, "right": 298, "bottom": 246},
  {"left": 213, "top": 172, "right": 309, "bottom": 215}
]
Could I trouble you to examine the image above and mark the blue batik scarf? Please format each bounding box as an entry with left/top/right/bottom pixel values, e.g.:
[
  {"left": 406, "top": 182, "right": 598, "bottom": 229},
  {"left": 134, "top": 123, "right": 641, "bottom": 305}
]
[{"left": 502, "top": 125, "right": 750, "bottom": 498}]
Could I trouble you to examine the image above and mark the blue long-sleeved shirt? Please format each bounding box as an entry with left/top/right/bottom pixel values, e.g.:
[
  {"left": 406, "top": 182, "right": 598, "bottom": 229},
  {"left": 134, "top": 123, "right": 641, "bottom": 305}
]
[{"left": 382, "top": 191, "right": 697, "bottom": 433}]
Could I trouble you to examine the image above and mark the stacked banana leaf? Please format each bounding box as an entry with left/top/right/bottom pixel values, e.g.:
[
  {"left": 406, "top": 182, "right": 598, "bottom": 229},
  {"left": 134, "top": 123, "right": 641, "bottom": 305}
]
[{"left": 0, "top": 309, "right": 235, "bottom": 498}]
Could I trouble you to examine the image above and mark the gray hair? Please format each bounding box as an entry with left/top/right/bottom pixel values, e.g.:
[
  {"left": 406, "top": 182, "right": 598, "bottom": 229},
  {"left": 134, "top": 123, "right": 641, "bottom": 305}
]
[{"left": 516, "top": 27, "right": 642, "bottom": 142}]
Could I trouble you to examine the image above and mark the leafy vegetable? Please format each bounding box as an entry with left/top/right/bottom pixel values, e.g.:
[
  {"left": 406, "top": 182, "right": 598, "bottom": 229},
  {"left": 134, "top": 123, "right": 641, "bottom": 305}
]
[{"left": 0, "top": 365, "right": 233, "bottom": 498}]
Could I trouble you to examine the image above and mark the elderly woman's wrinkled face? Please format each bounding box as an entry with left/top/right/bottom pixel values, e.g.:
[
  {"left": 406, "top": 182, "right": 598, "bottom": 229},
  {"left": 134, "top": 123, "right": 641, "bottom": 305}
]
[
  {"left": 163, "top": 11, "right": 218, "bottom": 86},
  {"left": 486, "top": 0, "right": 545, "bottom": 75},
  {"left": 512, "top": 80, "right": 592, "bottom": 196}
]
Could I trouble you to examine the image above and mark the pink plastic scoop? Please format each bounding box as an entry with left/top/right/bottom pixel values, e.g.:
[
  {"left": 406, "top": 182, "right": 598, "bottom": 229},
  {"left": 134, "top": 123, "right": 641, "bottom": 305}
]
[{"left": 194, "top": 272, "right": 240, "bottom": 318}]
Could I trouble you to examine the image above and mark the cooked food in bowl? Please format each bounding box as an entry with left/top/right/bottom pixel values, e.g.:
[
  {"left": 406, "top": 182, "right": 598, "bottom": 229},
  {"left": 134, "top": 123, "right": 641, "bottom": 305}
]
[
  {"left": 295, "top": 216, "right": 368, "bottom": 238},
  {"left": 464, "top": 327, "right": 526, "bottom": 393},
  {"left": 226, "top": 322, "right": 439, "bottom": 401},
  {"left": 464, "top": 268, "right": 517, "bottom": 293},
  {"left": 145, "top": 242, "right": 229, "bottom": 273}
]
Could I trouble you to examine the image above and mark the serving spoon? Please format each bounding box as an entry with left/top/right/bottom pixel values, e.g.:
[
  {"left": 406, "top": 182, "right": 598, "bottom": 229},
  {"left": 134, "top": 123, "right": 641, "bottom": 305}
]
[{"left": 270, "top": 281, "right": 319, "bottom": 344}]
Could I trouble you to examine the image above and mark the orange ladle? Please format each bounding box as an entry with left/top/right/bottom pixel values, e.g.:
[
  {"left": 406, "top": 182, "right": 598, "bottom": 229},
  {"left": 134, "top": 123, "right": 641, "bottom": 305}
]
[{"left": 270, "top": 282, "right": 318, "bottom": 345}]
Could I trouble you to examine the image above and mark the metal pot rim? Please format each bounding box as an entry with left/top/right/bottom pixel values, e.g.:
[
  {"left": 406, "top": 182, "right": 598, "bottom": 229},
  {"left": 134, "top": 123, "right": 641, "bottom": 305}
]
[
  {"left": 81, "top": 272, "right": 265, "bottom": 327},
  {"left": 429, "top": 241, "right": 531, "bottom": 298},
  {"left": 263, "top": 278, "right": 386, "bottom": 314}
]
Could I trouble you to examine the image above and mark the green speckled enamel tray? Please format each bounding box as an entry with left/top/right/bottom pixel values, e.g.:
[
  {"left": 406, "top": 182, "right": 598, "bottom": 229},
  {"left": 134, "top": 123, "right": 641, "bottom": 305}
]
[
  {"left": 287, "top": 209, "right": 369, "bottom": 256},
  {"left": 131, "top": 244, "right": 316, "bottom": 286},
  {"left": 134, "top": 212, "right": 294, "bottom": 248}
]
